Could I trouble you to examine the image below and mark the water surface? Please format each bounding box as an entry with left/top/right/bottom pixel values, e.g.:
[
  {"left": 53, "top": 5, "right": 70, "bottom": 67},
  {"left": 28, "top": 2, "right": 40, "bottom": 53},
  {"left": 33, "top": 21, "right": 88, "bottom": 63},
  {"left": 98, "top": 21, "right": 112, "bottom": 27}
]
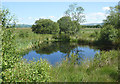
[{"left": 23, "top": 42, "right": 101, "bottom": 65}]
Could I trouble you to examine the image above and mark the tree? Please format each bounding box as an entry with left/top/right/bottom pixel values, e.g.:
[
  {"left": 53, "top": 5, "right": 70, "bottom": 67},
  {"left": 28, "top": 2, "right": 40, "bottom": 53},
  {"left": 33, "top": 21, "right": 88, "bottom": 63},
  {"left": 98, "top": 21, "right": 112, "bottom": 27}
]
[
  {"left": 99, "top": 25, "right": 118, "bottom": 44},
  {"left": 1, "top": 8, "right": 17, "bottom": 28},
  {"left": 103, "top": 5, "right": 120, "bottom": 29},
  {"left": 32, "top": 19, "right": 60, "bottom": 34},
  {"left": 57, "top": 16, "right": 81, "bottom": 34},
  {"left": 65, "top": 3, "right": 86, "bottom": 24}
]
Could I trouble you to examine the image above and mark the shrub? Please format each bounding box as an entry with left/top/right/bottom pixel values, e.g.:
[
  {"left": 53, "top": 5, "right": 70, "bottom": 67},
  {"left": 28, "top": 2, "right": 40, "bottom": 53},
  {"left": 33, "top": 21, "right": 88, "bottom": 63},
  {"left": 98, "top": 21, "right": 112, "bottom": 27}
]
[
  {"left": 93, "top": 50, "right": 118, "bottom": 67},
  {"left": 98, "top": 25, "right": 118, "bottom": 44},
  {"left": 2, "top": 59, "right": 51, "bottom": 82},
  {"left": 32, "top": 19, "right": 60, "bottom": 34},
  {"left": 2, "top": 28, "right": 20, "bottom": 71}
]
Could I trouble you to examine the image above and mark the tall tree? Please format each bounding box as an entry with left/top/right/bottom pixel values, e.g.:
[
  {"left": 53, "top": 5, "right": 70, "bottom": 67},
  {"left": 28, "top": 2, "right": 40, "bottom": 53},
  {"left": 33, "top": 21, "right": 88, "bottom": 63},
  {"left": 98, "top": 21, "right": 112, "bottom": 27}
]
[
  {"left": 64, "top": 3, "right": 86, "bottom": 24},
  {"left": 103, "top": 5, "right": 120, "bottom": 29}
]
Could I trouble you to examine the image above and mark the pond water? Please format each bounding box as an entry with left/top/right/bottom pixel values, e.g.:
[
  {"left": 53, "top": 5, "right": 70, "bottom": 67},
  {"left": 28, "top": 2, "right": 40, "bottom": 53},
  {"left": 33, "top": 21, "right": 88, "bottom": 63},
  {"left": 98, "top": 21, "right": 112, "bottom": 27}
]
[{"left": 23, "top": 42, "right": 101, "bottom": 65}]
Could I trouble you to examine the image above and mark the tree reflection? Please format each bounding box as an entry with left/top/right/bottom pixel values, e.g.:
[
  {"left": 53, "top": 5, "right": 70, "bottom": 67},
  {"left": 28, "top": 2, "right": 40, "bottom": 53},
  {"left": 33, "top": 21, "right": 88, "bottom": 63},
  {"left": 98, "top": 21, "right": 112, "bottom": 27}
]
[
  {"left": 33, "top": 42, "right": 78, "bottom": 55},
  {"left": 64, "top": 47, "right": 84, "bottom": 65},
  {"left": 33, "top": 42, "right": 59, "bottom": 55}
]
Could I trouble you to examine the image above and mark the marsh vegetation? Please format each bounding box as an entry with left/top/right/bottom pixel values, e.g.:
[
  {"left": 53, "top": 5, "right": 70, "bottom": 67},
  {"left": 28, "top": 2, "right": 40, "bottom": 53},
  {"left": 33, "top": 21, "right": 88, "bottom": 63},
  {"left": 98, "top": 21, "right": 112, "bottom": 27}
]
[{"left": 1, "top": 3, "right": 120, "bottom": 82}]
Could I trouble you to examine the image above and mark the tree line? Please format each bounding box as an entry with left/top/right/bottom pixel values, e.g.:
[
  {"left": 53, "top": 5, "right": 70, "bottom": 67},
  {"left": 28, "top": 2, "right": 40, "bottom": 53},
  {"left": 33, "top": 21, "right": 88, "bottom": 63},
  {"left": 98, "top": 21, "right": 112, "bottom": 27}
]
[
  {"left": 32, "top": 3, "right": 85, "bottom": 35},
  {"left": 1, "top": 3, "right": 120, "bottom": 44}
]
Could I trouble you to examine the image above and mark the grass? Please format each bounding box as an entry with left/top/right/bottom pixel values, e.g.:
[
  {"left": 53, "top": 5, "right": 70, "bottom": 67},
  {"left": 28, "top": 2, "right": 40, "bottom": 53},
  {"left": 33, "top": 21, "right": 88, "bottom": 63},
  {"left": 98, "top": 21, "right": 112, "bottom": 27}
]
[
  {"left": 2, "top": 27, "right": 119, "bottom": 82},
  {"left": 70, "top": 28, "right": 100, "bottom": 44},
  {"left": 13, "top": 28, "right": 101, "bottom": 52},
  {"left": 49, "top": 50, "right": 119, "bottom": 82},
  {"left": 13, "top": 28, "right": 53, "bottom": 52}
]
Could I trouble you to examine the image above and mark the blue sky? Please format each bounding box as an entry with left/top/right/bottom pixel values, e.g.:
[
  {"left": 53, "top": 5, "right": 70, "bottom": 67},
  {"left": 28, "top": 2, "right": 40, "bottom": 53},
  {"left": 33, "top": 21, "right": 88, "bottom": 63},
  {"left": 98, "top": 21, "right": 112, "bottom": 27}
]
[{"left": 1, "top": 1, "right": 119, "bottom": 24}]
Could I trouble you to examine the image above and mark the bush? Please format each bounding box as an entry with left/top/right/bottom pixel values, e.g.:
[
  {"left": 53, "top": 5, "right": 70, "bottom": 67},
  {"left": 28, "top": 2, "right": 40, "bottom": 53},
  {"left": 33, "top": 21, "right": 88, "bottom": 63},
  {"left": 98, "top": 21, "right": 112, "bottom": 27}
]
[
  {"left": 98, "top": 25, "right": 118, "bottom": 44},
  {"left": 32, "top": 19, "right": 60, "bottom": 34},
  {"left": 2, "top": 28, "right": 20, "bottom": 71},
  {"left": 57, "top": 16, "right": 81, "bottom": 35},
  {"left": 92, "top": 50, "right": 118, "bottom": 71},
  {"left": 2, "top": 59, "right": 51, "bottom": 82}
]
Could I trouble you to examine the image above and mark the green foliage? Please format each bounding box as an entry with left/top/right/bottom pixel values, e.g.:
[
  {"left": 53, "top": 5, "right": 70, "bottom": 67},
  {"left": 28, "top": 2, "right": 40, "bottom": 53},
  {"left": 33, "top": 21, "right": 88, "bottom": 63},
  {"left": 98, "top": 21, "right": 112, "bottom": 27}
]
[
  {"left": 32, "top": 19, "right": 60, "bottom": 34},
  {"left": 2, "top": 28, "right": 52, "bottom": 82},
  {"left": 90, "top": 31, "right": 98, "bottom": 37},
  {"left": 65, "top": 3, "right": 86, "bottom": 23},
  {"left": 2, "top": 28, "right": 20, "bottom": 71},
  {"left": 12, "top": 28, "right": 53, "bottom": 51},
  {"left": 90, "top": 31, "right": 100, "bottom": 40},
  {"left": 99, "top": 25, "right": 118, "bottom": 44},
  {"left": 57, "top": 16, "right": 81, "bottom": 34},
  {"left": 2, "top": 59, "right": 51, "bottom": 82},
  {"left": 0, "top": 28, "right": 2, "bottom": 83},
  {"left": 93, "top": 50, "right": 118, "bottom": 68},
  {"left": 103, "top": 5, "right": 120, "bottom": 29},
  {"left": 82, "top": 24, "right": 102, "bottom": 28},
  {"left": 1, "top": 8, "right": 17, "bottom": 28}
]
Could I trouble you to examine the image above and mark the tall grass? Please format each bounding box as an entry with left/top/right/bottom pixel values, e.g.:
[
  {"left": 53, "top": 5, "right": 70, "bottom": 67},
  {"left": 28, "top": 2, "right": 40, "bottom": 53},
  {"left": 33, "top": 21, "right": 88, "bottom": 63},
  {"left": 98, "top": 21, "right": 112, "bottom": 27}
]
[
  {"left": 13, "top": 28, "right": 53, "bottom": 52},
  {"left": 50, "top": 50, "right": 118, "bottom": 82}
]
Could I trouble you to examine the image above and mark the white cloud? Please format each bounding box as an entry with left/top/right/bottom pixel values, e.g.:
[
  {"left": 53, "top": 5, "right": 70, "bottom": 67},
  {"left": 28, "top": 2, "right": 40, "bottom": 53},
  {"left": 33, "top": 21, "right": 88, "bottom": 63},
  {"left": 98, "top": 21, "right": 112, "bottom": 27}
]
[
  {"left": 84, "top": 12, "right": 107, "bottom": 24},
  {"left": 103, "top": 7, "right": 110, "bottom": 11}
]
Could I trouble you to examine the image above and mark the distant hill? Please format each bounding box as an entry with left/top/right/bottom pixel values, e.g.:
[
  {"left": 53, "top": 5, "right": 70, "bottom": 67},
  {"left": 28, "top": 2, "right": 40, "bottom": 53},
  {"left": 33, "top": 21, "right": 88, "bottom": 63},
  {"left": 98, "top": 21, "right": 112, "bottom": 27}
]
[
  {"left": 81, "top": 23, "right": 104, "bottom": 28},
  {"left": 15, "top": 24, "right": 32, "bottom": 28},
  {"left": 82, "top": 23, "right": 104, "bottom": 26},
  {"left": 15, "top": 23, "right": 104, "bottom": 28}
]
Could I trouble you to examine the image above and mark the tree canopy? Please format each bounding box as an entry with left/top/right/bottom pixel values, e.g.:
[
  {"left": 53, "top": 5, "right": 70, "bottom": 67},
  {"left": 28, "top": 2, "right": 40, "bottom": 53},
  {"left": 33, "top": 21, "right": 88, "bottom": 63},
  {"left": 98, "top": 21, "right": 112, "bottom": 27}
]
[
  {"left": 103, "top": 5, "right": 120, "bottom": 29},
  {"left": 64, "top": 3, "right": 86, "bottom": 24},
  {"left": 57, "top": 16, "right": 81, "bottom": 34},
  {"left": 32, "top": 19, "right": 60, "bottom": 34}
]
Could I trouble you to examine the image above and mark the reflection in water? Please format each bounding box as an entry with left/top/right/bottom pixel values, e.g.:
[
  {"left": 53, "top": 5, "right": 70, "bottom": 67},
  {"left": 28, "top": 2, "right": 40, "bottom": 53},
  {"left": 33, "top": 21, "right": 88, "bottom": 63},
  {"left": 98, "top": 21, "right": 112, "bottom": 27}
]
[{"left": 23, "top": 42, "right": 101, "bottom": 65}]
